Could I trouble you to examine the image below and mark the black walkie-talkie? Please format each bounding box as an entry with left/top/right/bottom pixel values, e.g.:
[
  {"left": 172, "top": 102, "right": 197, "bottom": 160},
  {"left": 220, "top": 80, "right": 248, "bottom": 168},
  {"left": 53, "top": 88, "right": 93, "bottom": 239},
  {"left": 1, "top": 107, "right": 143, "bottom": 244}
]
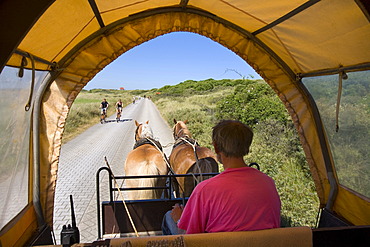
[{"left": 61, "top": 195, "right": 80, "bottom": 246}]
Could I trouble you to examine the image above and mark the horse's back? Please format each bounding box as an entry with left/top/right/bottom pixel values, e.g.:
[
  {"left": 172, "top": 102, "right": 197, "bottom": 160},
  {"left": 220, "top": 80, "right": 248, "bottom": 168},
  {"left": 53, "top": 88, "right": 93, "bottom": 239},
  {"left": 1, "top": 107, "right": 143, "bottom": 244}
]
[
  {"left": 125, "top": 145, "right": 166, "bottom": 172},
  {"left": 196, "top": 146, "right": 217, "bottom": 161},
  {"left": 187, "top": 157, "right": 219, "bottom": 174},
  {"left": 170, "top": 144, "right": 218, "bottom": 197},
  {"left": 182, "top": 157, "right": 219, "bottom": 196},
  {"left": 169, "top": 145, "right": 196, "bottom": 174},
  {"left": 170, "top": 145, "right": 217, "bottom": 173},
  {"left": 124, "top": 144, "right": 168, "bottom": 200}
]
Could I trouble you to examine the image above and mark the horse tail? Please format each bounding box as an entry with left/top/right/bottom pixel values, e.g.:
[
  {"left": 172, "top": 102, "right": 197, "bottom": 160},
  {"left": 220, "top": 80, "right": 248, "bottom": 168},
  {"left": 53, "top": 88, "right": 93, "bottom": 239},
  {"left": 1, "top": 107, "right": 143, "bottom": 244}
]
[
  {"left": 184, "top": 157, "right": 219, "bottom": 197},
  {"left": 189, "top": 157, "right": 219, "bottom": 174},
  {"left": 137, "top": 161, "right": 161, "bottom": 199}
]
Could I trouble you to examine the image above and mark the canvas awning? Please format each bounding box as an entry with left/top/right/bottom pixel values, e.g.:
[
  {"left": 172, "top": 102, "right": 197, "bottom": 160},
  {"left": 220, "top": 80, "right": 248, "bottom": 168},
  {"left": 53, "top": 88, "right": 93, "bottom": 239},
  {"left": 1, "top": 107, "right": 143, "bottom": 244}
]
[{"left": 0, "top": 0, "right": 369, "bottom": 246}]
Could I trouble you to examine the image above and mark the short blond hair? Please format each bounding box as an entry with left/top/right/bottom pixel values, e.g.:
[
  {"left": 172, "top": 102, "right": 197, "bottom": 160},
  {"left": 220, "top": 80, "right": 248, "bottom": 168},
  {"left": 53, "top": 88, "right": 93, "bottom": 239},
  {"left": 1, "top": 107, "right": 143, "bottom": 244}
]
[{"left": 212, "top": 120, "right": 253, "bottom": 157}]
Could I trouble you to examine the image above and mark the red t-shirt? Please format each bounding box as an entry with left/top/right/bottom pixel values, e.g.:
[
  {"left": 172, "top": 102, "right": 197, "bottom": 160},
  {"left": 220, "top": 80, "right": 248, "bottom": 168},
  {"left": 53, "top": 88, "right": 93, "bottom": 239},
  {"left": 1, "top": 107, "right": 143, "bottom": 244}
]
[{"left": 178, "top": 166, "right": 281, "bottom": 234}]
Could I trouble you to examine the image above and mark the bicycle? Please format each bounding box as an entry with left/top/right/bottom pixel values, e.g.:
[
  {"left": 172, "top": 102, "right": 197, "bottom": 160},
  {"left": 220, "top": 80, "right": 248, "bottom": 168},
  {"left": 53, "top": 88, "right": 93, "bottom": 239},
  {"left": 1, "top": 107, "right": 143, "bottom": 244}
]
[
  {"left": 116, "top": 107, "right": 122, "bottom": 123},
  {"left": 100, "top": 108, "right": 107, "bottom": 124}
]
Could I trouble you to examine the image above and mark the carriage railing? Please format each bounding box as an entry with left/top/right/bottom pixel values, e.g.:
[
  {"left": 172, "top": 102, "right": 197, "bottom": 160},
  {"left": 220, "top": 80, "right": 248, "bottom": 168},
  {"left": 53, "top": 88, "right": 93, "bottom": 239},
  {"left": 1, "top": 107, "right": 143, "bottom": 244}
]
[{"left": 96, "top": 166, "right": 219, "bottom": 239}]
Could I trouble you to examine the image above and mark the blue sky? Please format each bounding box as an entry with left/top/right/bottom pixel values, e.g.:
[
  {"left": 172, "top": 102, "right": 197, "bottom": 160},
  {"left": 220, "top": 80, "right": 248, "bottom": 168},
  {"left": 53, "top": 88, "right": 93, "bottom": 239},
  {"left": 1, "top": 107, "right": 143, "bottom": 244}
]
[{"left": 84, "top": 32, "right": 261, "bottom": 90}]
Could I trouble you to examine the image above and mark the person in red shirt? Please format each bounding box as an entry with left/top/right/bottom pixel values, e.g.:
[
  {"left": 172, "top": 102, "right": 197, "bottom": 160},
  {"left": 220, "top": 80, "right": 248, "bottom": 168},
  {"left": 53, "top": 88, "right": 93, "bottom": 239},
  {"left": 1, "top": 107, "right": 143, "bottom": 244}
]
[{"left": 162, "top": 120, "right": 281, "bottom": 234}]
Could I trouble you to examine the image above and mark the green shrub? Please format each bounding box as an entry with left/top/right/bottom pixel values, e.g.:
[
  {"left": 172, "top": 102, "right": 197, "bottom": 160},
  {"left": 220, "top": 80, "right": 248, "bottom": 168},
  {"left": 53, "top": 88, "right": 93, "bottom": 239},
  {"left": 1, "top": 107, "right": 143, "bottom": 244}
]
[
  {"left": 216, "top": 82, "right": 288, "bottom": 126},
  {"left": 153, "top": 79, "right": 319, "bottom": 227}
]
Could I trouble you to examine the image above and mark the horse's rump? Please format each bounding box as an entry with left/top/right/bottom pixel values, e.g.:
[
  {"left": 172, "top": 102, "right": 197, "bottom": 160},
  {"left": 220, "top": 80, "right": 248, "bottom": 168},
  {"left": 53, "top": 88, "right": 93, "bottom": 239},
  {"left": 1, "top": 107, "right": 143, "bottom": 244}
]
[
  {"left": 170, "top": 120, "right": 219, "bottom": 197},
  {"left": 124, "top": 144, "right": 168, "bottom": 200},
  {"left": 136, "top": 159, "right": 164, "bottom": 198},
  {"left": 182, "top": 157, "right": 219, "bottom": 197},
  {"left": 170, "top": 143, "right": 219, "bottom": 197}
]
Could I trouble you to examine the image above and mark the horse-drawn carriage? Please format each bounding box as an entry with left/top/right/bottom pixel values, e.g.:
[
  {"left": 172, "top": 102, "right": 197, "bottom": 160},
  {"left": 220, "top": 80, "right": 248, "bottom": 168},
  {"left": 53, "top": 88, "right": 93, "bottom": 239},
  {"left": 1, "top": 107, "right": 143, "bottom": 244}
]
[{"left": 1, "top": 0, "right": 370, "bottom": 246}]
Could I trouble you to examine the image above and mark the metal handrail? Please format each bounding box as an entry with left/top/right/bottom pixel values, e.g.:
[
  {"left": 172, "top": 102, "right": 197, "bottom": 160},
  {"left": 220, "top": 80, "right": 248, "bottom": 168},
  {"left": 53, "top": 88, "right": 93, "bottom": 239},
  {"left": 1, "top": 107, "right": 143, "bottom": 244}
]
[
  {"left": 96, "top": 168, "right": 219, "bottom": 239},
  {"left": 96, "top": 167, "right": 114, "bottom": 239},
  {"left": 112, "top": 186, "right": 168, "bottom": 191},
  {"left": 114, "top": 172, "right": 219, "bottom": 179}
]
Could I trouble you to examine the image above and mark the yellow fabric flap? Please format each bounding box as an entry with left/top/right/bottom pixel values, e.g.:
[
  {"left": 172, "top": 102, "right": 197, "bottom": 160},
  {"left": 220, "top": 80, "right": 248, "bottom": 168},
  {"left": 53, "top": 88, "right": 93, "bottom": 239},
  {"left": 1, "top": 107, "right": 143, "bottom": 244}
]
[{"left": 109, "top": 227, "right": 313, "bottom": 247}]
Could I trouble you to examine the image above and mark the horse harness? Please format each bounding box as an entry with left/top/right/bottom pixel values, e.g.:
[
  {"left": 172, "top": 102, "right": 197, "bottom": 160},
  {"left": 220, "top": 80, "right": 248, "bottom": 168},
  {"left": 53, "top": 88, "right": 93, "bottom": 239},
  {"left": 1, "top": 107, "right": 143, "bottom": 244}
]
[
  {"left": 133, "top": 137, "right": 163, "bottom": 151},
  {"left": 172, "top": 136, "right": 199, "bottom": 150},
  {"left": 172, "top": 136, "right": 205, "bottom": 182}
]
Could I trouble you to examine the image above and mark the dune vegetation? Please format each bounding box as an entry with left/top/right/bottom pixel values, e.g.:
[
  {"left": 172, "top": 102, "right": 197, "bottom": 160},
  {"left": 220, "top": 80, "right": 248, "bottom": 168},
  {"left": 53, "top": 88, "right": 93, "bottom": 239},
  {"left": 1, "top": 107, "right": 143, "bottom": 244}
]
[{"left": 150, "top": 78, "right": 319, "bottom": 227}]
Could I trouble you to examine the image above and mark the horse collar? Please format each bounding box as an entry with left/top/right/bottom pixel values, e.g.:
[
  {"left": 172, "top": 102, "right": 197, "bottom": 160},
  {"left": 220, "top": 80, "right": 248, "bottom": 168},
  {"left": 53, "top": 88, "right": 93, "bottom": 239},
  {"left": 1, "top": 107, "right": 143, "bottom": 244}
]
[
  {"left": 133, "top": 138, "right": 163, "bottom": 151},
  {"left": 173, "top": 137, "right": 198, "bottom": 149}
]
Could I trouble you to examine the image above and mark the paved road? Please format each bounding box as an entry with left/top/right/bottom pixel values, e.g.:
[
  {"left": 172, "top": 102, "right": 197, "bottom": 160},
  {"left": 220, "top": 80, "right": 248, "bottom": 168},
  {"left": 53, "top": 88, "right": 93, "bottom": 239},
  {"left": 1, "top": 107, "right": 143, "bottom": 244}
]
[{"left": 53, "top": 98, "right": 174, "bottom": 244}]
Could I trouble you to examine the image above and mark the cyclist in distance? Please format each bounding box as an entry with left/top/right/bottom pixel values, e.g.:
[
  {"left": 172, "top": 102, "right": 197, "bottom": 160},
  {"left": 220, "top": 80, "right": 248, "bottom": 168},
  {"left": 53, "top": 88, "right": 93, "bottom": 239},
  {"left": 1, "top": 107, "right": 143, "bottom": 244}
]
[
  {"left": 100, "top": 98, "right": 109, "bottom": 123},
  {"left": 115, "top": 99, "right": 123, "bottom": 122}
]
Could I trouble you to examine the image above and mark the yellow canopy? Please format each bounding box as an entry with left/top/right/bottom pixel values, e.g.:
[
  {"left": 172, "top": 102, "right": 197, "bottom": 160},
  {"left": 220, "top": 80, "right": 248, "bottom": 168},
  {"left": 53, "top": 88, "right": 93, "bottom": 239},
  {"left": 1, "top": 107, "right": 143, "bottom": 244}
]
[{"left": 0, "top": 0, "right": 369, "bottom": 246}]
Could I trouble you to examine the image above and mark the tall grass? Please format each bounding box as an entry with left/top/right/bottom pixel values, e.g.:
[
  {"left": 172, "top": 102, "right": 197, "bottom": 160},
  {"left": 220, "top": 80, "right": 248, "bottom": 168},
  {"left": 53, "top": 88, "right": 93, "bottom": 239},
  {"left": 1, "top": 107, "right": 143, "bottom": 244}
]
[{"left": 250, "top": 120, "right": 318, "bottom": 226}]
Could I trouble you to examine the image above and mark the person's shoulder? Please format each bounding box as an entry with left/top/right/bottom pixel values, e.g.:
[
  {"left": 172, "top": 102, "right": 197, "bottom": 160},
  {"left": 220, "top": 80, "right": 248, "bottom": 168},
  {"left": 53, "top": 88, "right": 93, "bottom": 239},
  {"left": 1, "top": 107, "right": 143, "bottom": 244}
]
[
  {"left": 247, "top": 167, "right": 276, "bottom": 183},
  {"left": 224, "top": 167, "right": 272, "bottom": 179},
  {"left": 194, "top": 174, "right": 221, "bottom": 191}
]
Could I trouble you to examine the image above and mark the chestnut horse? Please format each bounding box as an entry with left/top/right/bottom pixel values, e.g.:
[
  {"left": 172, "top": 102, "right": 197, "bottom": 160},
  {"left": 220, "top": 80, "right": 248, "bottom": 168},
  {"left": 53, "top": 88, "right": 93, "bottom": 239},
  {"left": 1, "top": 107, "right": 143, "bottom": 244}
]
[
  {"left": 170, "top": 119, "right": 219, "bottom": 197},
  {"left": 124, "top": 120, "right": 169, "bottom": 200}
]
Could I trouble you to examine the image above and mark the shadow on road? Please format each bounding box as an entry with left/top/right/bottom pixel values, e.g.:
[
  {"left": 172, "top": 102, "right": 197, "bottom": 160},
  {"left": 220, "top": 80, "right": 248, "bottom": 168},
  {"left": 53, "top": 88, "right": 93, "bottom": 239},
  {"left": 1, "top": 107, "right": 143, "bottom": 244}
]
[{"left": 101, "top": 118, "right": 133, "bottom": 124}]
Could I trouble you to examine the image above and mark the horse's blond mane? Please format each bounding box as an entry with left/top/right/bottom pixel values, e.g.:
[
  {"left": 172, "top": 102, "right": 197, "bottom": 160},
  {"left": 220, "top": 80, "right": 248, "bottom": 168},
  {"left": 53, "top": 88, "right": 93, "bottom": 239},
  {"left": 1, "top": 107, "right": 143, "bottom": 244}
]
[
  {"left": 174, "top": 121, "right": 192, "bottom": 139},
  {"left": 139, "top": 123, "right": 153, "bottom": 139}
]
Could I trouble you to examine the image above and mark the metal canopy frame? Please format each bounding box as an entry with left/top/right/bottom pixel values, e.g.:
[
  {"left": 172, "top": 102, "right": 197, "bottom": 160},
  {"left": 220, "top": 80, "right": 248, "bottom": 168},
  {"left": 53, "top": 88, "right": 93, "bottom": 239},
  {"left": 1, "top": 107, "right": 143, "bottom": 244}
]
[
  {"left": 88, "top": 0, "right": 105, "bottom": 28},
  {"left": 58, "top": 6, "right": 297, "bottom": 81},
  {"left": 252, "top": 0, "right": 320, "bottom": 36}
]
